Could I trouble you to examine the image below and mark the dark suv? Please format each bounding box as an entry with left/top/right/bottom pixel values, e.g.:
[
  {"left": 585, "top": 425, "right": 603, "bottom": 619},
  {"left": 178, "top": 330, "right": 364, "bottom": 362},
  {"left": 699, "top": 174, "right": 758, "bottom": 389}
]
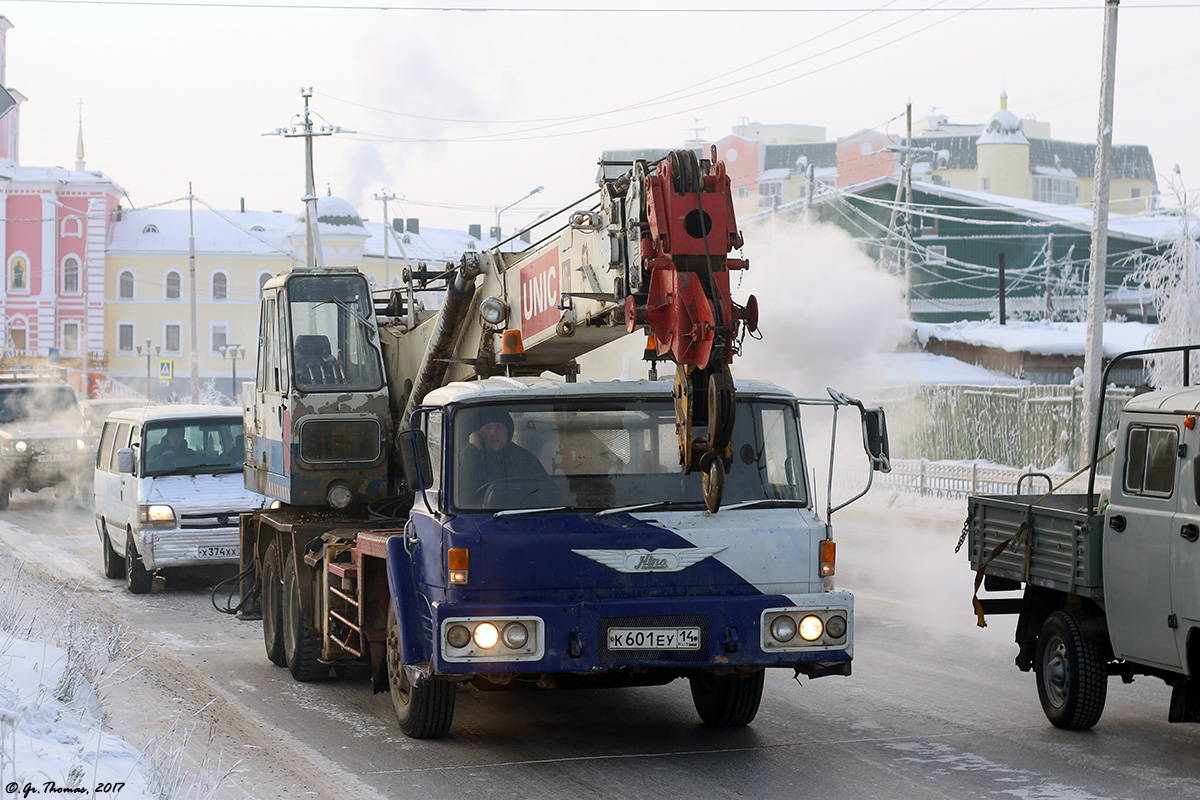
[{"left": 0, "top": 368, "right": 95, "bottom": 508}]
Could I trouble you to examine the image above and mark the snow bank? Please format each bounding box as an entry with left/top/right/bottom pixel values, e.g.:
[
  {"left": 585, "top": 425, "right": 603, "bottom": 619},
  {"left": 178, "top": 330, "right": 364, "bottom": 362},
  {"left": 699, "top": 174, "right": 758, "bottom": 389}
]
[
  {"left": 912, "top": 320, "right": 1155, "bottom": 357},
  {"left": 0, "top": 632, "right": 156, "bottom": 799}
]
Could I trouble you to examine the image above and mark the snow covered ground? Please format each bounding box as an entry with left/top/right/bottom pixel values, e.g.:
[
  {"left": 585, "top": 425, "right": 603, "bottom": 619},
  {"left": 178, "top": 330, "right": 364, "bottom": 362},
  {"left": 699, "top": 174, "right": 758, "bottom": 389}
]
[{"left": 0, "top": 627, "right": 157, "bottom": 799}]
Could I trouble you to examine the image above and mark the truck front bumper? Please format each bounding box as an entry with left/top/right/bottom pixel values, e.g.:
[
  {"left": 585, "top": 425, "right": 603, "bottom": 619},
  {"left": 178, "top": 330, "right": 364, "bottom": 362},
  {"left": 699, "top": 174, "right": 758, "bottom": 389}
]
[{"left": 428, "top": 592, "right": 853, "bottom": 676}]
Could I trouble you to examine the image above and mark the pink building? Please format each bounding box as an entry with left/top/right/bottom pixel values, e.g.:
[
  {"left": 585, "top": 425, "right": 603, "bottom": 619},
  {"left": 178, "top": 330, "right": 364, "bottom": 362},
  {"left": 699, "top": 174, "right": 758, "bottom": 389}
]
[{"left": 0, "top": 15, "right": 123, "bottom": 380}]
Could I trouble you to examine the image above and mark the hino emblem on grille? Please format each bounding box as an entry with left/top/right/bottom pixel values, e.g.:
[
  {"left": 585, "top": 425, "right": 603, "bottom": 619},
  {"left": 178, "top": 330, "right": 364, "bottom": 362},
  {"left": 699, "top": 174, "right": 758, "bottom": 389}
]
[
  {"left": 217, "top": 515, "right": 230, "bottom": 526},
  {"left": 572, "top": 546, "right": 726, "bottom": 573}
]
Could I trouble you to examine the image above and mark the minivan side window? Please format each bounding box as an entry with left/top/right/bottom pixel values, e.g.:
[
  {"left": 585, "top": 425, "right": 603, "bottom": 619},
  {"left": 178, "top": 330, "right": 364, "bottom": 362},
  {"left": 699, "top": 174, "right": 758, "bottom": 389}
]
[
  {"left": 97, "top": 422, "right": 117, "bottom": 471},
  {"left": 108, "top": 423, "right": 132, "bottom": 473},
  {"left": 1124, "top": 425, "right": 1178, "bottom": 498}
]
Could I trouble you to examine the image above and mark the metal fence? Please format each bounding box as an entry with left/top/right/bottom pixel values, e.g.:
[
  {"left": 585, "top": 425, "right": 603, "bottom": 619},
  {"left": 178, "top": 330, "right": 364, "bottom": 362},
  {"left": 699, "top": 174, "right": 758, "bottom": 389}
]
[
  {"left": 876, "top": 384, "right": 1135, "bottom": 476},
  {"left": 840, "top": 457, "right": 1111, "bottom": 501}
]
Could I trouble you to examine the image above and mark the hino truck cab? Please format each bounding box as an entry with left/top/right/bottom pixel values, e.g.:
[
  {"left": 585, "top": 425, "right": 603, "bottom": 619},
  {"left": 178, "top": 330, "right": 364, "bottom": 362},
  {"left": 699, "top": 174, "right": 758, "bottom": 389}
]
[{"left": 244, "top": 268, "right": 391, "bottom": 508}]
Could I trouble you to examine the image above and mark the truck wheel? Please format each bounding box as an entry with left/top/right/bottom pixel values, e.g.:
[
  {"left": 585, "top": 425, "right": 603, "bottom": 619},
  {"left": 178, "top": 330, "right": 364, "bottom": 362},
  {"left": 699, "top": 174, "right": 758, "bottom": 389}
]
[
  {"left": 101, "top": 524, "right": 125, "bottom": 579},
  {"left": 282, "top": 555, "right": 327, "bottom": 681},
  {"left": 387, "top": 604, "right": 455, "bottom": 738},
  {"left": 1035, "top": 610, "right": 1107, "bottom": 730},
  {"left": 125, "top": 530, "right": 153, "bottom": 594},
  {"left": 260, "top": 539, "right": 286, "bottom": 667},
  {"left": 689, "top": 670, "right": 764, "bottom": 727}
]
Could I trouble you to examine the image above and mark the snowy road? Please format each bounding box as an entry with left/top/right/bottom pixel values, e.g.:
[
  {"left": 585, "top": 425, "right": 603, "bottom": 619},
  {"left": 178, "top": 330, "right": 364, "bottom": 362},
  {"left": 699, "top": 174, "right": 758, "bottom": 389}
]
[{"left": 2, "top": 491, "right": 1199, "bottom": 800}]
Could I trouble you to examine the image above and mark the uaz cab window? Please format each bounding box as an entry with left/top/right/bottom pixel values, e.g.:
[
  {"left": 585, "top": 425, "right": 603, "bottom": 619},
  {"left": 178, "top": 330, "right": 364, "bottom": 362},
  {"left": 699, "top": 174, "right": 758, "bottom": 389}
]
[{"left": 1124, "top": 424, "right": 1178, "bottom": 498}]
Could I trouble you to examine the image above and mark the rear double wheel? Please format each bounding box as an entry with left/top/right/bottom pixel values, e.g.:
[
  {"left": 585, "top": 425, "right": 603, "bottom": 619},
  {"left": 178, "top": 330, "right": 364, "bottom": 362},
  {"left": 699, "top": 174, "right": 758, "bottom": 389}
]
[
  {"left": 1035, "top": 610, "right": 1107, "bottom": 730},
  {"left": 282, "top": 554, "right": 327, "bottom": 681},
  {"left": 387, "top": 604, "right": 455, "bottom": 738},
  {"left": 689, "top": 670, "right": 764, "bottom": 727},
  {"left": 260, "top": 539, "right": 286, "bottom": 667}
]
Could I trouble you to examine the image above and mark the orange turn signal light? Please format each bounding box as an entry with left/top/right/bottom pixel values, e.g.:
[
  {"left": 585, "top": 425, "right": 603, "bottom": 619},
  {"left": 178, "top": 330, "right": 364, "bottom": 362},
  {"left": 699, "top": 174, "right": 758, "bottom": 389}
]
[
  {"left": 448, "top": 547, "right": 470, "bottom": 585},
  {"left": 819, "top": 540, "right": 836, "bottom": 577},
  {"left": 1187, "top": 416, "right": 1196, "bottom": 430}
]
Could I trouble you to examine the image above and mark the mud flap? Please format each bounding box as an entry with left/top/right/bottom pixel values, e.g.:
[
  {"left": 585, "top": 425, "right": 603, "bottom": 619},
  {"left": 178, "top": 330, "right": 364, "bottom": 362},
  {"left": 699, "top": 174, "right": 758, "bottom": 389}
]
[{"left": 1169, "top": 678, "right": 1200, "bottom": 723}]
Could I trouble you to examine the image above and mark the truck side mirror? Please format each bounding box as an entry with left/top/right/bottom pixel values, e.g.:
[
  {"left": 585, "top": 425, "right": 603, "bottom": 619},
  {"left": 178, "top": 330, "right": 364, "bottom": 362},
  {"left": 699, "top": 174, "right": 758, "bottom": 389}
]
[
  {"left": 117, "top": 447, "right": 136, "bottom": 475},
  {"left": 863, "top": 407, "right": 891, "bottom": 473},
  {"left": 397, "top": 429, "right": 432, "bottom": 491}
]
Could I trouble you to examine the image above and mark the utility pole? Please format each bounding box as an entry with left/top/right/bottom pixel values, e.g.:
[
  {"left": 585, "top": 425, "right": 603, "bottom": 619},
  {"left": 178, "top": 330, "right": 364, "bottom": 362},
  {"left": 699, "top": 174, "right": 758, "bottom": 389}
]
[
  {"left": 1081, "top": 0, "right": 1120, "bottom": 470},
  {"left": 188, "top": 183, "right": 199, "bottom": 403},
  {"left": 998, "top": 253, "right": 1007, "bottom": 325},
  {"left": 264, "top": 88, "right": 354, "bottom": 269},
  {"left": 373, "top": 189, "right": 398, "bottom": 286},
  {"left": 882, "top": 102, "right": 936, "bottom": 317}
]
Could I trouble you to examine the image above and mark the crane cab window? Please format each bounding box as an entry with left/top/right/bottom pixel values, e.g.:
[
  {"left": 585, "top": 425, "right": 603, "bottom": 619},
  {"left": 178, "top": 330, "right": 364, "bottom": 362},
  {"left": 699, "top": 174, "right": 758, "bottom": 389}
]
[
  {"left": 287, "top": 274, "right": 383, "bottom": 393},
  {"left": 1124, "top": 425, "right": 1178, "bottom": 498}
]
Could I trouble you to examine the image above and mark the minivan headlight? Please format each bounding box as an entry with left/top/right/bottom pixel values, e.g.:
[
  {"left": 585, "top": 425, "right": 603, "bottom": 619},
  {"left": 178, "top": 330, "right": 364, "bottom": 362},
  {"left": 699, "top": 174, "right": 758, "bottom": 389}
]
[{"left": 139, "top": 504, "right": 175, "bottom": 523}]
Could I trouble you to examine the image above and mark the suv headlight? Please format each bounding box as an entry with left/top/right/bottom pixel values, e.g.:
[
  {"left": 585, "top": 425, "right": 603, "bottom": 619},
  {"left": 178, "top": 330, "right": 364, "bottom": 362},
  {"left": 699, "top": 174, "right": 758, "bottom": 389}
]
[
  {"left": 14, "top": 440, "right": 27, "bottom": 454},
  {"left": 139, "top": 504, "right": 176, "bottom": 523}
]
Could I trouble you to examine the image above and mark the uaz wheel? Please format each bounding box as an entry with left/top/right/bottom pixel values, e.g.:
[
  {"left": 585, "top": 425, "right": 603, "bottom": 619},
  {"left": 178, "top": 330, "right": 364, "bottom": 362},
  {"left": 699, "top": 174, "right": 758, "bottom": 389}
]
[{"left": 1035, "top": 610, "right": 1107, "bottom": 730}]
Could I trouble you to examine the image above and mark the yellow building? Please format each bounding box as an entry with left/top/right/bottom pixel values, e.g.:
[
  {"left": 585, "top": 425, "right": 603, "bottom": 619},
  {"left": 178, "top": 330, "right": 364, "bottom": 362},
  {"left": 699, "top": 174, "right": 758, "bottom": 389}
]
[{"left": 103, "top": 196, "right": 501, "bottom": 399}]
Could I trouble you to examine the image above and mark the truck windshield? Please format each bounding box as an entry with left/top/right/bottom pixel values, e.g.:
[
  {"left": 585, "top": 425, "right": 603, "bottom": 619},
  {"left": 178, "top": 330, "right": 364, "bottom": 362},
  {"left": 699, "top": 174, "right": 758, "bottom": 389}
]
[
  {"left": 287, "top": 274, "right": 384, "bottom": 394},
  {"left": 449, "top": 398, "right": 808, "bottom": 513},
  {"left": 0, "top": 385, "right": 81, "bottom": 424},
  {"left": 143, "top": 418, "right": 245, "bottom": 476}
]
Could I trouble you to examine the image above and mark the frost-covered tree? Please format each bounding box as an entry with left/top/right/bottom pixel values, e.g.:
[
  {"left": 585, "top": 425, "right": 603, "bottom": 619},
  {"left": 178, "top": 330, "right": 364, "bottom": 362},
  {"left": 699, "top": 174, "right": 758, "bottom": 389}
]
[{"left": 1133, "top": 190, "right": 1200, "bottom": 387}]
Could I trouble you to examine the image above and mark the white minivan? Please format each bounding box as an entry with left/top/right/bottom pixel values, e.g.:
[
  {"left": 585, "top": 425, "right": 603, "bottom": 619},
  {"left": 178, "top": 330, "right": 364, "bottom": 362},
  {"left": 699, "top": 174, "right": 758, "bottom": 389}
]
[{"left": 94, "top": 405, "right": 268, "bottom": 593}]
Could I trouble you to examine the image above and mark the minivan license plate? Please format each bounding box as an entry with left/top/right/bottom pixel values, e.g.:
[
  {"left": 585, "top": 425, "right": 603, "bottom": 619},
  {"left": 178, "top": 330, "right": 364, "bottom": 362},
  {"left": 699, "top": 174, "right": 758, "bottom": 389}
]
[
  {"left": 198, "top": 546, "right": 237, "bottom": 559},
  {"left": 607, "top": 627, "right": 700, "bottom": 650}
]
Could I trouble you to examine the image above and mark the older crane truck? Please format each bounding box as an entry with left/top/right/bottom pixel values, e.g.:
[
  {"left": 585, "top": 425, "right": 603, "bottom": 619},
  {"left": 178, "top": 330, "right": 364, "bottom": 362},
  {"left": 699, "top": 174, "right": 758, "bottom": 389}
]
[
  {"left": 967, "top": 345, "right": 1200, "bottom": 731},
  {"left": 238, "top": 149, "right": 891, "bottom": 738}
]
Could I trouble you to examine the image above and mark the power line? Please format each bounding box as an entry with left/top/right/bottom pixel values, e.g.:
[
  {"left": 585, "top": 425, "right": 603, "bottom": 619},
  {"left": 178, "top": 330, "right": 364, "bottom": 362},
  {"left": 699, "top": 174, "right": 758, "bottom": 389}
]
[{"left": 7, "top": 1, "right": 1199, "bottom": 10}]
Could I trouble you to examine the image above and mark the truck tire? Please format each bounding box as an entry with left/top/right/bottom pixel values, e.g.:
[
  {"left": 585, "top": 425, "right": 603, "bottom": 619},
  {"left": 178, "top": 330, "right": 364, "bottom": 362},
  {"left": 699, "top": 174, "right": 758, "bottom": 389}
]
[
  {"left": 1035, "top": 610, "right": 1107, "bottom": 730},
  {"left": 261, "top": 539, "right": 286, "bottom": 667},
  {"left": 282, "top": 555, "right": 327, "bottom": 681},
  {"left": 387, "top": 604, "right": 455, "bottom": 738},
  {"left": 689, "top": 670, "right": 764, "bottom": 727},
  {"left": 101, "top": 524, "right": 125, "bottom": 579},
  {"left": 125, "top": 530, "right": 153, "bottom": 594}
]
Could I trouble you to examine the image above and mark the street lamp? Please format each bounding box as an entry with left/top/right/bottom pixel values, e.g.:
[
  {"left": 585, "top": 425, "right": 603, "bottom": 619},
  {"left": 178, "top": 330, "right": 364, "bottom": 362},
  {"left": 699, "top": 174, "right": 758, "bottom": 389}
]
[
  {"left": 135, "top": 338, "right": 160, "bottom": 401},
  {"left": 220, "top": 344, "right": 246, "bottom": 404},
  {"left": 494, "top": 185, "right": 543, "bottom": 243}
]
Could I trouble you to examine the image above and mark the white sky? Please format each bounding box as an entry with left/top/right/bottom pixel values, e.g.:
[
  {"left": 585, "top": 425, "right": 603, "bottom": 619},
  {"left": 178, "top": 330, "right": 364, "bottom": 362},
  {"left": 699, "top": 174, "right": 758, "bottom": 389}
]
[{"left": 6, "top": 0, "right": 1199, "bottom": 234}]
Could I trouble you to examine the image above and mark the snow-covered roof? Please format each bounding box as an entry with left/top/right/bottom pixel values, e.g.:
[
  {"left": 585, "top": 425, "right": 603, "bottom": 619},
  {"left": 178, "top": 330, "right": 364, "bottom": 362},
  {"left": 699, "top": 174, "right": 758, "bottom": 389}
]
[
  {"left": 423, "top": 376, "right": 793, "bottom": 407},
  {"left": 0, "top": 163, "right": 125, "bottom": 191},
  {"left": 759, "top": 167, "right": 790, "bottom": 182},
  {"left": 830, "top": 176, "right": 1198, "bottom": 245},
  {"left": 913, "top": 320, "right": 1156, "bottom": 358},
  {"left": 108, "top": 207, "right": 295, "bottom": 255},
  {"left": 877, "top": 352, "right": 1029, "bottom": 387}
]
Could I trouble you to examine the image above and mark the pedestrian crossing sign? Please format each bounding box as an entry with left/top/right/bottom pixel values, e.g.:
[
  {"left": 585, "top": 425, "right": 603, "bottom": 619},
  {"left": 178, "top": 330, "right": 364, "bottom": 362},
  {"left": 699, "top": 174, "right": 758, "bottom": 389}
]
[{"left": 159, "top": 360, "right": 173, "bottom": 380}]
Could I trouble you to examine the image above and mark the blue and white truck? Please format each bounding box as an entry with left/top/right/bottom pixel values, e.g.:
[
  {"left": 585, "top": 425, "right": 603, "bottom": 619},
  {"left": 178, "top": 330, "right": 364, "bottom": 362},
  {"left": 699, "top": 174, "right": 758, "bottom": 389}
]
[{"left": 238, "top": 149, "right": 890, "bottom": 737}]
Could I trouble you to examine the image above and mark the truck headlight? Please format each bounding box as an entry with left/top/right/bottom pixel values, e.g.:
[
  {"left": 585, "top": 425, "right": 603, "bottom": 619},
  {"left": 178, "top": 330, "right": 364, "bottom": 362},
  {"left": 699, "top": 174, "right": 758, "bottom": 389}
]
[
  {"left": 15, "top": 440, "right": 27, "bottom": 454},
  {"left": 139, "top": 504, "right": 176, "bottom": 523},
  {"left": 502, "top": 622, "right": 529, "bottom": 649},
  {"left": 770, "top": 615, "right": 797, "bottom": 642},
  {"left": 327, "top": 482, "right": 353, "bottom": 509},
  {"left": 798, "top": 615, "right": 824, "bottom": 642},
  {"left": 446, "top": 624, "right": 471, "bottom": 648},
  {"left": 826, "top": 615, "right": 847, "bottom": 639},
  {"left": 473, "top": 622, "right": 500, "bottom": 649}
]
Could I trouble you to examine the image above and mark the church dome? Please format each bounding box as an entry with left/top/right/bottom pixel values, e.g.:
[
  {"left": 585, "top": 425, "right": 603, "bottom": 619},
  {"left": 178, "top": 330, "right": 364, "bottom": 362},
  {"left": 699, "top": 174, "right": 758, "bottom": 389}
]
[
  {"left": 292, "top": 196, "right": 365, "bottom": 233},
  {"left": 977, "top": 92, "right": 1029, "bottom": 145}
]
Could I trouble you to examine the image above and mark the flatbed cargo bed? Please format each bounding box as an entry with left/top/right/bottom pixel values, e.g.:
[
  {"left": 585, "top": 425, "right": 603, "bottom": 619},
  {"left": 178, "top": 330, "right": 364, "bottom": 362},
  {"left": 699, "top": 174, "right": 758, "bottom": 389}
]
[{"left": 966, "top": 492, "right": 1103, "bottom": 600}]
